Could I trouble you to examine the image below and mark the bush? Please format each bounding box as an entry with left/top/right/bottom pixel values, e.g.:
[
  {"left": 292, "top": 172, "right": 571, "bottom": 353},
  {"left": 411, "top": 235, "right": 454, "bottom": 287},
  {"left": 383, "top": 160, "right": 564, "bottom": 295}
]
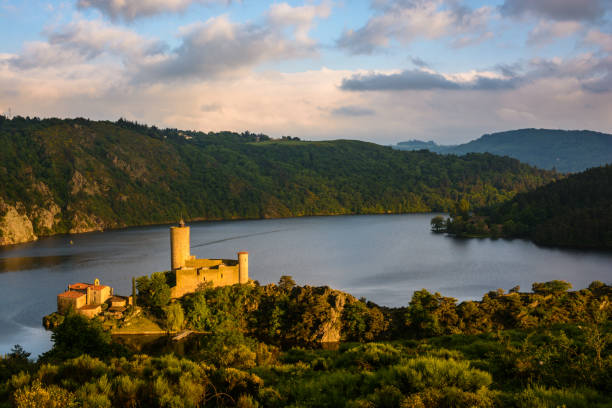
[{"left": 12, "top": 380, "right": 76, "bottom": 408}]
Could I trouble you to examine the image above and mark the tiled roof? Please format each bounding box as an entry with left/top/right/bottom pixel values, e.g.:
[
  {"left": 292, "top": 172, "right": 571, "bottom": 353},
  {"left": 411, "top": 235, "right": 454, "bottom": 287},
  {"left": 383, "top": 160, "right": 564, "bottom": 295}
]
[
  {"left": 58, "top": 291, "right": 85, "bottom": 298},
  {"left": 80, "top": 304, "right": 101, "bottom": 310},
  {"left": 68, "top": 283, "right": 108, "bottom": 291}
]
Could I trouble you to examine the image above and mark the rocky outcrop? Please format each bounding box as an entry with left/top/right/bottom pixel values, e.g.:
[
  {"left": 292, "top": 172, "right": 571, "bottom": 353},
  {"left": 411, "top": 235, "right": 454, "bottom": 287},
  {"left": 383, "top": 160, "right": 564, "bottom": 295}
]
[
  {"left": 30, "top": 181, "right": 62, "bottom": 234},
  {"left": 68, "top": 210, "right": 106, "bottom": 234},
  {"left": 0, "top": 200, "right": 37, "bottom": 245},
  {"left": 70, "top": 170, "right": 101, "bottom": 196},
  {"left": 317, "top": 290, "right": 348, "bottom": 343},
  {"left": 32, "top": 202, "right": 61, "bottom": 233}
]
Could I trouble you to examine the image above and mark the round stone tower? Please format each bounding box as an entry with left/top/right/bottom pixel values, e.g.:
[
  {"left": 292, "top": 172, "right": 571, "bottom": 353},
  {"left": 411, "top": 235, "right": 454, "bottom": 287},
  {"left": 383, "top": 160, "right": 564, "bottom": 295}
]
[
  {"left": 170, "top": 220, "right": 190, "bottom": 270},
  {"left": 238, "top": 251, "right": 249, "bottom": 284}
]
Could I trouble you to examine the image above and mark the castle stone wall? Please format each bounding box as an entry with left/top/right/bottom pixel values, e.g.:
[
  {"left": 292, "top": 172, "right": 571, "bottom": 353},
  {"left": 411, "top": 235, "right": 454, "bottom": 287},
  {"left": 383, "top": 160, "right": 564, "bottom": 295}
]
[
  {"left": 57, "top": 293, "right": 86, "bottom": 314},
  {"left": 171, "top": 263, "right": 241, "bottom": 298}
]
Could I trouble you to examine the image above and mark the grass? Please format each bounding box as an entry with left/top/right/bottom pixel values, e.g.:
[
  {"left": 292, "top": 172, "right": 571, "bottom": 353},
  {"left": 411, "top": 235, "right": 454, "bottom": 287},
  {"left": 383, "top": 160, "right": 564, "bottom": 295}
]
[{"left": 112, "top": 314, "right": 163, "bottom": 334}]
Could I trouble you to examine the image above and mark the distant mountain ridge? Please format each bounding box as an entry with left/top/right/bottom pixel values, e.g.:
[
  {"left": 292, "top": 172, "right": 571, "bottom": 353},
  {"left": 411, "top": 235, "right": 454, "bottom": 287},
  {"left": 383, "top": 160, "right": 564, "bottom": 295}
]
[{"left": 395, "top": 129, "right": 612, "bottom": 173}]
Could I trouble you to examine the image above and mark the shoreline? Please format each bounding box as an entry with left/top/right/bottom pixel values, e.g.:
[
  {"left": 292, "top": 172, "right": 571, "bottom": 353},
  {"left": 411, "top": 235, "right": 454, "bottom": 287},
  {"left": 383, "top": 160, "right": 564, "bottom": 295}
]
[{"left": 0, "top": 211, "right": 440, "bottom": 249}]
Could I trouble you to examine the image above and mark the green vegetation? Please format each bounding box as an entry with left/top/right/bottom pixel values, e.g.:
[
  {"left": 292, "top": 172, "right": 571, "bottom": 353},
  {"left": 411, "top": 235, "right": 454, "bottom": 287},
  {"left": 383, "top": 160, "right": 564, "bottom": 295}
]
[
  {"left": 2, "top": 279, "right": 611, "bottom": 407},
  {"left": 396, "top": 128, "right": 612, "bottom": 173},
  {"left": 439, "top": 165, "right": 612, "bottom": 249},
  {"left": 0, "top": 116, "right": 556, "bottom": 243}
]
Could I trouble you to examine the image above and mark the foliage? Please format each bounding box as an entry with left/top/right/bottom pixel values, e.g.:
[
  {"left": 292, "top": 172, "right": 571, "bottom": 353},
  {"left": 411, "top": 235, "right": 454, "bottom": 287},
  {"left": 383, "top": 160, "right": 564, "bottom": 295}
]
[
  {"left": 0, "top": 117, "right": 557, "bottom": 242},
  {"left": 45, "top": 312, "right": 113, "bottom": 360},
  {"left": 178, "top": 277, "right": 386, "bottom": 347},
  {"left": 440, "top": 164, "right": 612, "bottom": 248},
  {"left": 2, "top": 281, "right": 612, "bottom": 407},
  {"left": 164, "top": 302, "right": 185, "bottom": 332},
  {"left": 429, "top": 216, "right": 445, "bottom": 233},
  {"left": 136, "top": 272, "right": 172, "bottom": 316}
]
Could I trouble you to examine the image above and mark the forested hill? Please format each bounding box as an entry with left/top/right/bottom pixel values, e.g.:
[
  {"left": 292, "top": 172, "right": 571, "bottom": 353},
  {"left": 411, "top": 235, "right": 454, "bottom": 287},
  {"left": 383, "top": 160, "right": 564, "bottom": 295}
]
[
  {"left": 443, "top": 165, "right": 612, "bottom": 249},
  {"left": 396, "top": 128, "right": 612, "bottom": 173},
  {"left": 0, "top": 116, "right": 556, "bottom": 245}
]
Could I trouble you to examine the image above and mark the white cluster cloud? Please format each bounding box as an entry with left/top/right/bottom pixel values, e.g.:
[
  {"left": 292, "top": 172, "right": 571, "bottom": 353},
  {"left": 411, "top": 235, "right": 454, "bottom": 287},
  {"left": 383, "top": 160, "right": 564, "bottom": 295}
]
[{"left": 337, "top": 0, "right": 493, "bottom": 54}]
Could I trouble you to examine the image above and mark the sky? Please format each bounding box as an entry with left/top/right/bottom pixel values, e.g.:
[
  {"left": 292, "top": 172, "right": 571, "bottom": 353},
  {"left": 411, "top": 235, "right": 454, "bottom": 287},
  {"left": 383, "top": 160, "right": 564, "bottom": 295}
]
[{"left": 1, "top": 0, "right": 611, "bottom": 144}]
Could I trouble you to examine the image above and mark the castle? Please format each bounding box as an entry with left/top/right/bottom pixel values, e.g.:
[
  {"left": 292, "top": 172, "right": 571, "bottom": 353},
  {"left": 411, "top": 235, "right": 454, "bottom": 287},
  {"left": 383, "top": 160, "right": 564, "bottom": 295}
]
[
  {"left": 56, "top": 279, "right": 130, "bottom": 318},
  {"left": 170, "top": 220, "right": 249, "bottom": 298},
  {"left": 54, "top": 221, "right": 248, "bottom": 318}
]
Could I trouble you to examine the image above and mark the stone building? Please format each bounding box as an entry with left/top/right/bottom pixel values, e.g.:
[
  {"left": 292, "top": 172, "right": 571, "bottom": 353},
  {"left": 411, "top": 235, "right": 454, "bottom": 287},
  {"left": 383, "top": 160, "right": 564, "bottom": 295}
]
[
  {"left": 170, "top": 221, "right": 249, "bottom": 298},
  {"left": 56, "top": 278, "right": 113, "bottom": 318}
]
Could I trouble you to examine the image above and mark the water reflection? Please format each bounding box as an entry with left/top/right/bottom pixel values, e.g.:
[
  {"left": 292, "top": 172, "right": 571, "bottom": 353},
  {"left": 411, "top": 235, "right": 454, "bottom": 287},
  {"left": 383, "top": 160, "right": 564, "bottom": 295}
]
[{"left": 0, "top": 255, "right": 78, "bottom": 272}]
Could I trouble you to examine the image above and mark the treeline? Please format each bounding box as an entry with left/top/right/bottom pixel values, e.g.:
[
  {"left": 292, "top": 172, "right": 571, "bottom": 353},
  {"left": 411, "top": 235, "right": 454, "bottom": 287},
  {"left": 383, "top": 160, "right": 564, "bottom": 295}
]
[
  {"left": 436, "top": 164, "right": 612, "bottom": 249},
  {"left": 2, "top": 279, "right": 610, "bottom": 407},
  {"left": 0, "top": 116, "right": 556, "bottom": 242},
  {"left": 135, "top": 274, "right": 611, "bottom": 346}
]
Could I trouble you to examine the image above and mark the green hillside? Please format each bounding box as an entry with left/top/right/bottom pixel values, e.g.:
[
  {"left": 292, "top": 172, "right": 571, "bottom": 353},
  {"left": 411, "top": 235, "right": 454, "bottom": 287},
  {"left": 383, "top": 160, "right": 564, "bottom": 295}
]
[
  {"left": 395, "top": 129, "right": 612, "bottom": 173},
  {"left": 0, "top": 116, "right": 557, "bottom": 245},
  {"left": 442, "top": 165, "right": 612, "bottom": 249}
]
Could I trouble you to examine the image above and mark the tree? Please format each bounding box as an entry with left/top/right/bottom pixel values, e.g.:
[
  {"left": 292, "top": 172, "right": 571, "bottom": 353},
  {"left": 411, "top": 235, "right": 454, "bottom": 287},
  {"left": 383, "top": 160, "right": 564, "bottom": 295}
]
[
  {"left": 0, "top": 345, "right": 32, "bottom": 383},
  {"left": 405, "top": 289, "right": 458, "bottom": 337},
  {"left": 430, "top": 215, "right": 446, "bottom": 233},
  {"left": 532, "top": 280, "right": 572, "bottom": 295},
  {"left": 137, "top": 272, "right": 171, "bottom": 315},
  {"left": 48, "top": 313, "right": 111, "bottom": 359},
  {"left": 185, "top": 291, "right": 214, "bottom": 331},
  {"left": 164, "top": 302, "right": 185, "bottom": 332},
  {"left": 278, "top": 276, "right": 296, "bottom": 292}
]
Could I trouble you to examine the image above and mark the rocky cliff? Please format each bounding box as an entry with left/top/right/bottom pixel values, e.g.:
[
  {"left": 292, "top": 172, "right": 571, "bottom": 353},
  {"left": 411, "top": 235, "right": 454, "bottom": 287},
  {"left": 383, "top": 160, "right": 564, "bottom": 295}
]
[{"left": 0, "top": 199, "right": 37, "bottom": 245}]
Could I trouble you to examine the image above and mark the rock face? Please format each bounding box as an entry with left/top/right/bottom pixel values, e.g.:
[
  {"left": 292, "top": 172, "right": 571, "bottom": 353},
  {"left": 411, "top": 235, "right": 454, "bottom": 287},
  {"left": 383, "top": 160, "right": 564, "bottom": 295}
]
[
  {"left": 68, "top": 210, "right": 106, "bottom": 234},
  {"left": 317, "top": 290, "right": 348, "bottom": 343},
  {"left": 32, "top": 202, "right": 61, "bottom": 233},
  {"left": 70, "top": 170, "right": 101, "bottom": 196},
  {"left": 0, "top": 200, "right": 37, "bottom": 246},
  {"left": 31, "top": 181, "right": 62, "bottom": 234}
]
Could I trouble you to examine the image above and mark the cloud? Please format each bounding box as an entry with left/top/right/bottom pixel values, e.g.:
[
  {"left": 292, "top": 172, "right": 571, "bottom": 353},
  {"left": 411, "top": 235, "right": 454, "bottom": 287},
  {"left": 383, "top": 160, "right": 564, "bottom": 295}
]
[
  {"left": 500, "top": 0, "right": 610, "bottom": 22},
  {"left": 409, "top": 56, "right": 429, "bottom": 68},
  {"left": 9, "top": 19, "right": 164, "bottom": 69},
  {"left": 200, "top": 103, "right": 222, "bottom": 112},
  {"left": 331, "top": 105, "right": 376, "bottom": 116},
  {"left": 76, "top": 0, "right": 230, "bottom": 21},
  {"left": 340, "top": 68, "right": 519, "bottom": 91},
  {"left": 579, "top": 56, "right": 612, "bottom": 92},
  {"left": 138, "top": 5, "right": 327, "bottom": 82},
  {"left": 8, "top": 2, "right": 330, "bottom": 83},
  {"left": 337, "top": 0, "right": 492, "bottom": 55},
  {"left": 584, "top": 29, "right": 612, "bottom": 52},
  {"left": 527, "top": 20, "right": 582, "bottom": 45},
  {"left": 2, "top": 60, "right": 612, "bottom": 145},
  {"left": 267, "top": 1, "right": 331, "bottom": 45}
]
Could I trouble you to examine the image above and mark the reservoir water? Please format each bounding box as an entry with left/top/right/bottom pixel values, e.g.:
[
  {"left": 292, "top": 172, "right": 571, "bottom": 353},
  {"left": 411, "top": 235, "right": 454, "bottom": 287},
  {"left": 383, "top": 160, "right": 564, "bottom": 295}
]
[{"left": 1, "top": 214, "right": 611, "bottom": 357}]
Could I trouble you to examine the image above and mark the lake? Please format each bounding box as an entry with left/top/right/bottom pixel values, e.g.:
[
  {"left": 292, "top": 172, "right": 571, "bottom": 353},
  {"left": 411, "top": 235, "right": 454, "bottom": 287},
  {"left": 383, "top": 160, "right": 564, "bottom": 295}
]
[{"left": 1, "top": 214, "right": 611, "bottom": 358}]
